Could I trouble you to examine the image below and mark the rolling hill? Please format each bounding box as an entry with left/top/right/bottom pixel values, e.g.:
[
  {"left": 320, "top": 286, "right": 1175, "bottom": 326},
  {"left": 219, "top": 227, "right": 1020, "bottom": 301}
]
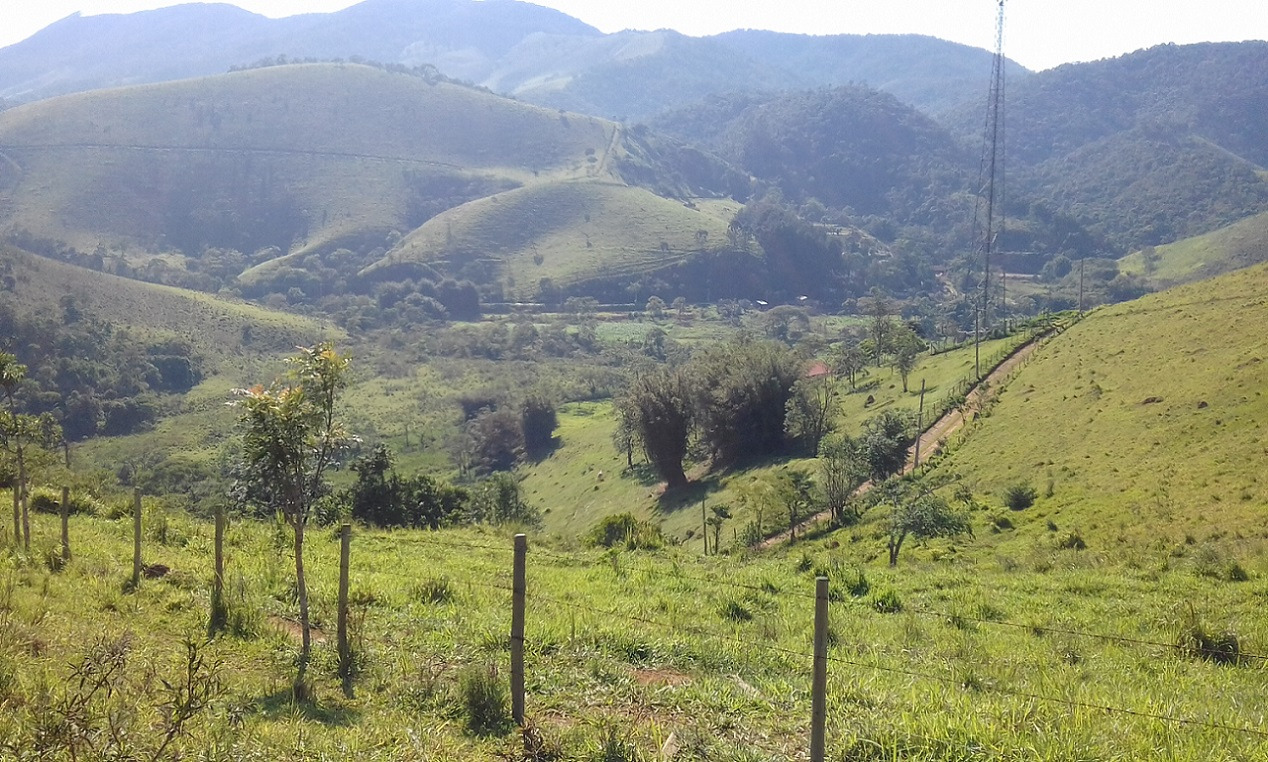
[
  {"left": 940, "top": 42, "right": 1268, "bottom": 252},
  {"left": 0, "top": 62, "right": 750, "bottom": 298}
]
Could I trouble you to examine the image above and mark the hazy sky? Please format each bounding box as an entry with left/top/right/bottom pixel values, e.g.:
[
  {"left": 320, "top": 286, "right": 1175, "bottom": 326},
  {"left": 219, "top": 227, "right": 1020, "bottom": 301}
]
[{"left": 3, "top": 0, "right": 1267, "bottom": 71}]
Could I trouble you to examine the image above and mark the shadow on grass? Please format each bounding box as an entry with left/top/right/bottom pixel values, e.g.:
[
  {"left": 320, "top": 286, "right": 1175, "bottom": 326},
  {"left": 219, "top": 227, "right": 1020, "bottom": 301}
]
[
  {"left": 656, "top": 476, "right": 723, "bottom": 514},
  {"left": 252, "top": 686, "right": 362, "bottom": 726}
]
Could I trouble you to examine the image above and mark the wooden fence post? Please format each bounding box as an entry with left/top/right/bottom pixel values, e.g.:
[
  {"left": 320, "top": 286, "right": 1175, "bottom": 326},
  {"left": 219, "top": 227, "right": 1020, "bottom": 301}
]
[
  {"left": 511, "top": 533, "right": 527, "bottom": 726},
  {"left": 811, "top": 576, "right": 829, "bottom": 762},
  {"left": 60, "top": 486, "right": 70, "bottom": 562},
  {"left": 209, "top": 505, "right": 227, "bottom": 634},
  {"left": 131, "top": 488, "right": 142, "bottom": 588},
  {"left": 337, "top": 523, "right": 352, "bottom": 682}
]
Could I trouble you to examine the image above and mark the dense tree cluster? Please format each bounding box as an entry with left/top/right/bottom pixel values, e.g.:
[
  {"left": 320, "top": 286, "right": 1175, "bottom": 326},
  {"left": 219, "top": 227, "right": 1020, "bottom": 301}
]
[
  {"left": 614, "top": 339, "right": 803, "bottom": 489},
  {"left": 0, "top": 298, "right": 202, "bottom": 440}
]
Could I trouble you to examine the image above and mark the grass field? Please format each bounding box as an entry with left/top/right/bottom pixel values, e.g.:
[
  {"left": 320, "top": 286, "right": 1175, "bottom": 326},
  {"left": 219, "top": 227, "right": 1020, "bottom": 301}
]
[{"left": 1, "top": 491, "right": 1265, "bottom": 761}]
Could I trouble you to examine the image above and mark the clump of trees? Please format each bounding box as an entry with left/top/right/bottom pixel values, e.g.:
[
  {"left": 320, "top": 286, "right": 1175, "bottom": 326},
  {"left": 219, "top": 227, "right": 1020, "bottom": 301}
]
[{"left": 614, "top": 339, "right": 803, "bottom": 490}]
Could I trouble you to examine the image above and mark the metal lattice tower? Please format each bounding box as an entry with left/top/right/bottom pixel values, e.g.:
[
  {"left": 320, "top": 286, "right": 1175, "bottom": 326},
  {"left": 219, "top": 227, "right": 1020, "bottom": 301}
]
[{"left": 975, "top": 0, "right": 1007, "bottom": 379}]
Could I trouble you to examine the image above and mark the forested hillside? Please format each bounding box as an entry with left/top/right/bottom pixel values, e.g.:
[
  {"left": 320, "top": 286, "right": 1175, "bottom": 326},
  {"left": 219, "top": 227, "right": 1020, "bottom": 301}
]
[{"left": 940, "top": 42, "right": 1268, "bottom": 252}]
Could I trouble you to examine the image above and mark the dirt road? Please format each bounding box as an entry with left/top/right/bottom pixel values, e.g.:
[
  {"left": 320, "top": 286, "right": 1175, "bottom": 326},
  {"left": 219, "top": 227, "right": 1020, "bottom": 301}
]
[{"left": 757, "top": 338, "right": 1044, "bottom": 549}]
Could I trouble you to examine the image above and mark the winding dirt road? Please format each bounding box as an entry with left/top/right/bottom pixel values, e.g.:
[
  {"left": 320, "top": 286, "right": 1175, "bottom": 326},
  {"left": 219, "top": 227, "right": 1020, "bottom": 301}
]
[{"left": 757, "top": 337, "right": 1045, "bottom": 549}]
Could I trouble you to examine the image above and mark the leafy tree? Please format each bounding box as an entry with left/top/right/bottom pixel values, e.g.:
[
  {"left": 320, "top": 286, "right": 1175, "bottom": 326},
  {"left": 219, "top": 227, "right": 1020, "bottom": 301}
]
[
  {"left": 858, "top": 410, "right": 914, "bottom": 482},
  {"left": 466, "top": 407, "right": 522, "bottom": 474},
  {"left": 885, "top": 484, "right": 971, "bottom": 566},
  {"left": 345, "top": 444, "right": 468, "bottom": 529},
  {"left": 692, "top": 340, "right": 800, "bottom": 465},
  {"left": 785, "top": 376, "right": 834, "bottom": 454},
  {"left": 234, "top": 343, "right": 350, "bottom": 693},
  {"left": 615, "top": 367, "right": 693, "bottom": 490},
  {"left": 468, "top": 472, "right": 540, "bottom": 527},
  {"left": 0, "top": 354, "right": 61, "bottom": 550},
  {"left": 831, "top": 340, "right": 867, "bottom": 389},
  {"left": 645, "top": 295, "right": 667, "bottom": 319},
  {"left": 890, "top": 324, "right": 925, "bottom": 393},
  {"left": 860, "top": 288, "right": 896, "bottom": 366},
  {"left": 818, "top": 434, "right": 868, "bottom": 525},
  {"left": 519, "top": 394, "right": 558, "bottom": 461}
]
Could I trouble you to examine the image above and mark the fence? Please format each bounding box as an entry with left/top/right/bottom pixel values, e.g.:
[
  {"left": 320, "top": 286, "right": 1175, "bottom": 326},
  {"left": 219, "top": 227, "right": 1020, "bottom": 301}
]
[{"left": 5, "top": 496, "right": 1268, "bottom": 759}]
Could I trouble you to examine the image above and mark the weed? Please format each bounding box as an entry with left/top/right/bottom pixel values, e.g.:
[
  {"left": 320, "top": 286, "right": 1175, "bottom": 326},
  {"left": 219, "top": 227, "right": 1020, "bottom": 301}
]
[
  {"left": 592, "top": 725, "right": 639, "bottom": 762},
  {"left": 458, "top": 663, "right": 510, "bottom": 736},
  {"left": 1056, "top": 531, "right": 1087, "bottom": 551},
  {"left": 990, "top": 514, "right": 1014, "bottom": 532},
  {"left": 1004, "top": 483, "right": 1037, "bottom": 511},
  {"left": 414, "top": 576, "right": 456, "bottom": 605},
  {"left": 796, "top": 552, "right": 813, "bottom": 573},
  {"left": 719, "top": 600, "right": 753, "bottom": 622},
  {"left": 1177, "top": 606, "right": 1242, "bottom": 665},
  {"left": 872, "top": 589, "right": 903, "bottom": 614}
]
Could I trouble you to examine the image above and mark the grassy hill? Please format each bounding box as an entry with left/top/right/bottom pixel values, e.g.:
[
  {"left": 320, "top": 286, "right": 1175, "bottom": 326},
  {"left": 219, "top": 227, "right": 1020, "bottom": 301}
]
[
  {"left": 1119, "top": 210, "right": 1268, "bottom": 287},
  {"left": 365, "top": 180, "right": 743, "bottom": 299},
  {"left": 0, "top": 63, "right": 619, "bottom": 261},
  {"left": 930, "top": 262, "right": 1268, "bottom": 550},
  {"left": 0, "top": 244, "right": 334, "bottom": 358}
]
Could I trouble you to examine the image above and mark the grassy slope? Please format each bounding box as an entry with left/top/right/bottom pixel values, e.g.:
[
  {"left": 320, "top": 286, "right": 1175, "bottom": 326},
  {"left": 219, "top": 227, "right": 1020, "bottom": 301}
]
[
  {"left": 0, "top": 64, "right": 614, "bottom": 261},
  {"left": 1119, "top": 210, "right": 1268, "bottom": 287},
  {"left": 1, "top": 244, "right": 335, "bottom": 358},
  {"left": 932, "top": 262, "right": 1268, "bottom": 550},
  {"left": 369, "top": 181, "right": 742, "bottom": 297},
  {"left": 2, "top": 490, "right": 1265, "bottom": 761}
]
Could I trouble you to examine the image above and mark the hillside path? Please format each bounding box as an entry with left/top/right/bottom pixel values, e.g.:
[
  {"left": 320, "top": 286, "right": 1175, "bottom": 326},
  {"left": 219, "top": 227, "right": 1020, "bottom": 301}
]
[{"left": 757, "top": 338, "right": 1044, "bottom": 549}]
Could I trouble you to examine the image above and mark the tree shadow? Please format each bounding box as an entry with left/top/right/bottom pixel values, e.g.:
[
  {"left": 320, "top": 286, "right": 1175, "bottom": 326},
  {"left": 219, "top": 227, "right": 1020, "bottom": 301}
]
[
  {"left": 523, "top": 435, "right": 562, "bottom": 463},
  {"left": 251, "top": 686, "right": 361, "bottom": 726},
  {"left": 625, "top": 462, "right": 661, "bottom": 486},
  {"left": 656, "top": 476, "right": 722, "bottom": 514}
]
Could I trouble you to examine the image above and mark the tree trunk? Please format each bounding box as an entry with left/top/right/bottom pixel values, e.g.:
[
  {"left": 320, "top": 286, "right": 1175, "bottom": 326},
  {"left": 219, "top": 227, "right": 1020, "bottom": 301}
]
[
  {"left": 888, "top": 534, "right": 904, "bottom": 567},
  {"left": 293, "top": 518, "right": 311, "bottom": 690},
  {"left": 10, "top": 488, "right": 18, "bottom": 547},
  {"left": 663, "top": 465, "right": 688, "bottom": 491}
]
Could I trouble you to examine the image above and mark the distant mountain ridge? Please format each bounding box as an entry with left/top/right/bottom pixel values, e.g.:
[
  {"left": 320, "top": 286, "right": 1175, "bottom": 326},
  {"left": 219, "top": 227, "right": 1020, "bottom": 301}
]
[{"left": 0, "top": 0, "right": 1023, "bottom": 116}]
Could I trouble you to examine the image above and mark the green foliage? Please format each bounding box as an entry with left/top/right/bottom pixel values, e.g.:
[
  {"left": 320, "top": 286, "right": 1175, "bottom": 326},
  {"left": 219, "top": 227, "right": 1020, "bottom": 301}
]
[
  {"left": 1177, "top": 606, "right": 1242, "bottom": 666},
  {"left": 885, "top": 483, "right": 971, "bottom": 567},
  {"left": 872, "top": 589, "right": 903, "bottom": 614},
  {"left": 345, "top": 445, "right": 469, "bottom": 529},
  {"left": 28, "top": 487, "right": 101, "bottom": 516},
  {"left": 858, "top": 410, "right": 916, "bottom": 483},
  {"left": 691, "top": 339, "right": 801, "bottom": 466},
  {"left": 818, "top": 434, "right": 868, "bottom": 525},
  {"left": 1003, "top": 483, "right": 1038, "bottom": 511},
  {"left": 587, "top": 513, "right": 664, "bottom": 551},
  {"left": 519, "top": 395, "right": 559, "bottom": 462},
  {"left": 614, "top": 366, "right": 693, "bottom": 490},
  {"left": 458, "top": 664, "right": 510, "bottom": 736},
  {"left": 468, "top": 473, "right": 540, "bottom": 528}
]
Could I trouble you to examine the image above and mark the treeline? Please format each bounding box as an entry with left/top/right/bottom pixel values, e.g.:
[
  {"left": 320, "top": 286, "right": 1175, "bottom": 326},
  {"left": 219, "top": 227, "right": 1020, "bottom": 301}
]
[{"left": 0, "top": 297, "right": 202, "bottom": 440}]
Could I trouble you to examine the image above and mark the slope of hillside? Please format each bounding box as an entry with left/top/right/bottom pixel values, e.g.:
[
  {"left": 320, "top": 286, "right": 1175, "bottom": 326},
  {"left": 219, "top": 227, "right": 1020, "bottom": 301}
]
[
  {"left": 0, "top": 63, "right": 642, "bottom": 269},
  {"left": 1119, "top": 210, "right": 1268, "bottom": 287},
  {"left": 932, "top": 263, "right": 1268, "bottom": 547},
  {"left": 0, "top": 243, "right": 334, "bottom": 358}
]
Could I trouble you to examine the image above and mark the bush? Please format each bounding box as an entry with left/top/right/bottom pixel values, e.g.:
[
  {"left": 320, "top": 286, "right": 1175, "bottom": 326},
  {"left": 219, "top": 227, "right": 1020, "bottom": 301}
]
[
  {"left": 1056, "top": 530, "right": 1086, "bottom": 550},
  {"left": 458, "top": 664, "right": 510, "bottom": 736},
  {"left": 587, "top": 513, "right": 664, "bottom": 550},
  {"left": 413, "top": 577, "right": 455, "bottom": 605},
  {"left": 29, "top": 487, "right": 101, "bottom": 516},
  {"left": 1004, "top": 483, "right": 1038, "bottom": 511}
]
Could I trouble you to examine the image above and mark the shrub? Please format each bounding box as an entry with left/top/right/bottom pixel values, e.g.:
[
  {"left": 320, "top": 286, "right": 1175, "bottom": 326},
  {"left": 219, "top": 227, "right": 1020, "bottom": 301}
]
[
  {"left": 587, "top": 513, "right": 664, "bottom": 550},
  {"left": 1004, "top": 483, "right": 1038, "bottom": 511},
  {"left": 1056, "top": 531, "right": 1086, "bottom": 550},
  {"left": 1178, "top": 607, "right": 1242, "bottom": 665},
  {"left": 29, "top": 487, "right": 101, "bottom": 516},
  {"left": 458, "top": 664, "right": 509, "bottom": 735},
  {"left": 1192, "top": 545, "right": 1252, "bottom": 582},
  {"left": 593, "top": 725, "right": 639, "bottom": 762},
  {"left": 990, "top": 514, "right": 1014, "bottom": 532}
]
